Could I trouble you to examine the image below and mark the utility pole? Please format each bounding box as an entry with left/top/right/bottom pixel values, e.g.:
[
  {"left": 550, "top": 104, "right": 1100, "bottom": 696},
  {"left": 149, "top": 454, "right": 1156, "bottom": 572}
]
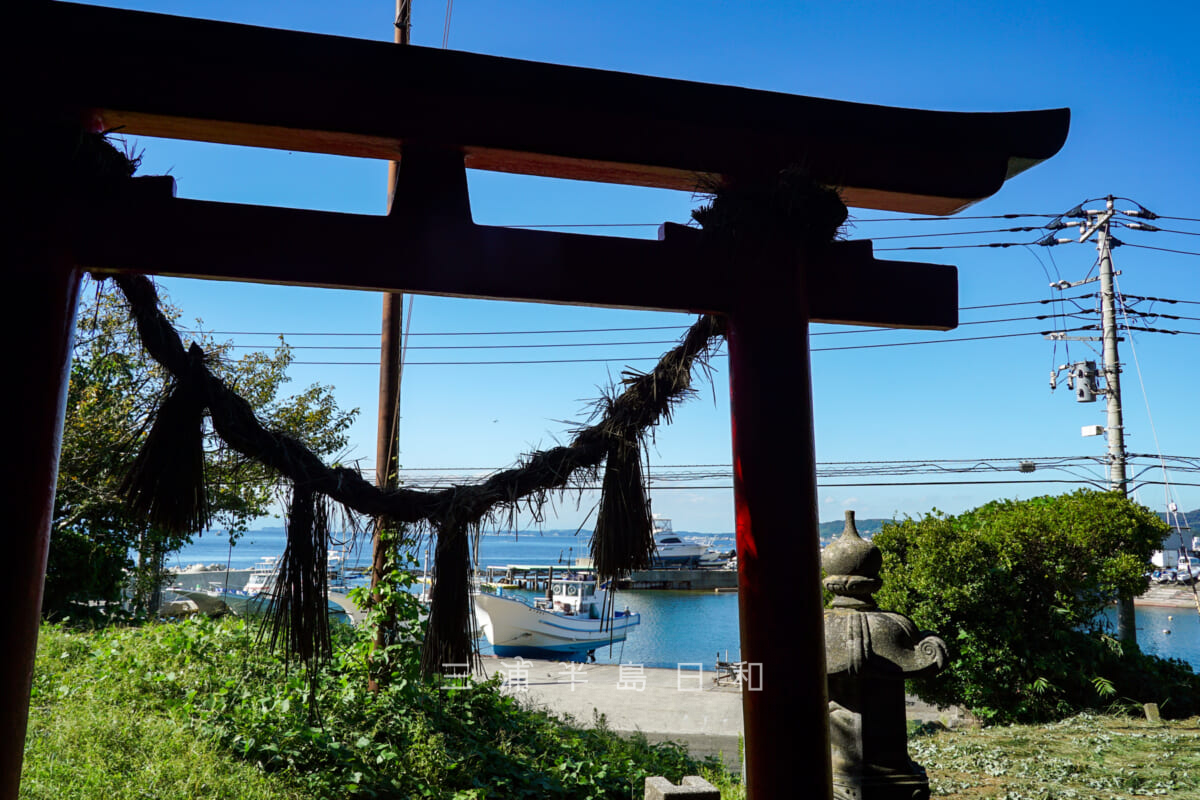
[
  {"left": 1060, "top": 196, "right": 1135, "bottom": 644},
  {"left": 1089, "top": 199, "right": 1129, "bottom": 498},
  {"left": 1085, "top": 197, "right": 1136, "bottom": 644},
  {"left": 369, "top": 0, "right": 412, "bottom": 691}
]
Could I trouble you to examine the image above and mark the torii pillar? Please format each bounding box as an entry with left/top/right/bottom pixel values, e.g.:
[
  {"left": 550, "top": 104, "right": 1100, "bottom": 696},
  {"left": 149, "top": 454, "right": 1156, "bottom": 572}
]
[{"left": 9, "top": 4, "right": 1069, "bottom": 798}]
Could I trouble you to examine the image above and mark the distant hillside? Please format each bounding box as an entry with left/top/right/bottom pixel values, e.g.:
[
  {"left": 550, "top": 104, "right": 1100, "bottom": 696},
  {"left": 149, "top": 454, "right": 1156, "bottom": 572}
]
[
  {"left": 1156, "top": 508, "right": 1198, "bottom": 526},
  {"left": 248, "top": 521, "right": 901, "bottom": 543},
  {"left": 818, "top": 517, "right": 892, "bottom": 541},
  {"left": 1157, "top": 508, "right": 1198, "bottom": 550}
]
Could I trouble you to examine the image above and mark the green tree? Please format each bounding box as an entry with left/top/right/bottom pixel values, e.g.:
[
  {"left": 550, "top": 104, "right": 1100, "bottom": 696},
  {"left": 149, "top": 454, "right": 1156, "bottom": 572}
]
[
  {"left": 874, "top": 490, "right": 1200, "bottom": 723},
  {"left": 46, "top": 280, "right": 358, "bottom": 617}
]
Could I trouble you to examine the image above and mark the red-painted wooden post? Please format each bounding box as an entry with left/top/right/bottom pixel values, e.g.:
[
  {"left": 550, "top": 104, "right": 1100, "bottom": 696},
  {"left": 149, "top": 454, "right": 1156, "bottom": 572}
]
[
  {"left": 1, "top": 261, "right": 82, "bottom": 799},
  {"left": 728, "top": 262, "right": 831, "bottom": 798}
]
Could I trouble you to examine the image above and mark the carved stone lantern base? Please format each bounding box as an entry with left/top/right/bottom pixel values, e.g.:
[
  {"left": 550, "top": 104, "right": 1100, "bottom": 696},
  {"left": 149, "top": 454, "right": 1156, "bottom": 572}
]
[
  {"left": 833, "top": 771, "right": 931, "bottom": 800},
  {"left": 823, "top": 511, "right": 948, "bottom": 800}
]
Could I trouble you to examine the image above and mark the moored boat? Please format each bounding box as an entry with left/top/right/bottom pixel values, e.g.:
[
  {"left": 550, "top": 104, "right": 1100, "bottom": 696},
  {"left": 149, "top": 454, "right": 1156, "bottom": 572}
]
[
  {"left": 650, "top": 517, "right": 708, "bottom": 568},
  {"left": 473, "top": 575, "right": 640, "bottom": 660},
  {"left": 170, "top": 555, "right": 352, "bottom": 623}
]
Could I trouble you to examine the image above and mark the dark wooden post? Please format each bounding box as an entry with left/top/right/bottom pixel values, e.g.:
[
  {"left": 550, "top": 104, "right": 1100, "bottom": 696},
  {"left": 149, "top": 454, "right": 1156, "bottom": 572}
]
[
  {"left": 1, "top": 260, "right": 82, "bottom": 799},
  {"left": 728, "top": 260, "right": 831, "bottom": 798}
]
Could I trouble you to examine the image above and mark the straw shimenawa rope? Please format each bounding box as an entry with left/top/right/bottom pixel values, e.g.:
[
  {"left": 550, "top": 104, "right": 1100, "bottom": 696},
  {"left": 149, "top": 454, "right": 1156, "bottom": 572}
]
[
  {"left": 114, "top": 274, "right": 725, "bottom": 530},
  {"left": 108, "top": 142, "right": 845, "bottom": 686},
  {"left": 111, "top": 272, "right": 727, "bottom": 678}
]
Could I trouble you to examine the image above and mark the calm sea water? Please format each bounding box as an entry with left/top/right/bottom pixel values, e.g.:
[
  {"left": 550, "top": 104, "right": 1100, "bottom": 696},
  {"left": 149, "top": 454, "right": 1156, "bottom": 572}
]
[{"left": 174, "top": 529, "right": 1200, "bottom": 671}]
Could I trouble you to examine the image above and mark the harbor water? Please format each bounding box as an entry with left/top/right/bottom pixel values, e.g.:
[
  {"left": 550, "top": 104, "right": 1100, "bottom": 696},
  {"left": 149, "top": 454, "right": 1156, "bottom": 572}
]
[{"left": 173, "top": 528, "right": 1200, "bottom": 671}]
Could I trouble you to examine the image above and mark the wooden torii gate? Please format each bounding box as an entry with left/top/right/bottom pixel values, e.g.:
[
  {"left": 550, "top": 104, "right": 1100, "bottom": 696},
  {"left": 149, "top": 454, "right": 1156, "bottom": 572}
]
[{"left": 6, "top": 3, "right": 1068, "bottom": 797}]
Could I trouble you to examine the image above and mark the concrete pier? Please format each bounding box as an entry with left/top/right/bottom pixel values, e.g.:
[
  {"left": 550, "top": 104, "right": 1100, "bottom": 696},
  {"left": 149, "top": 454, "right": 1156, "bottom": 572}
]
[
  {"left": 480, "top": 658, "right": 744, "bottom": 770},
  {"left": 477, "top": 657, "right": 971, "bottom": 773},
  {"left": 618, "top": 569, "right": 738, "bottom": 591},
  {"left": 1136, "top": 585, "right": 1200, "bottom": 608},
  {"left": 479, "top": 564, "right": 739, "bottom": 591}
]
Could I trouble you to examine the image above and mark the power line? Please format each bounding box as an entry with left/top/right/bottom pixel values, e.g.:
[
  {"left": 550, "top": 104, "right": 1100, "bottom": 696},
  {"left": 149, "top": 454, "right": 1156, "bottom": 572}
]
[
  {"left": 849, "top": 213, "right": 1060, "bottom": 223},
  {"left": 499, "top": 223, "right": 666, "bottom": 229},
  {"left": 221, "top": 339, "right": 681, "bottom": 351},
  {"left": 860, "top": 226, "right": 1042, "bottom": 241},
  {"left": 1133, "top": 227, "right": 1200, "bottom": 237},
  {"left": 873, "top": 241, "right": 1034, "bottom": 252},
  {"left": 811, "top": 330, "right": 1053, "bottom": 353},
  {"left": 205, "top": 314, "right": 1075, "bottom": 353},
  {"left": 188, "top": 324, "right": 689, "bottom": 338},
  {"left": 1122, "top": 242, "right": 1200, "bottom": 257},
  {"left": 190, "top": 298, "right": 1101, "bottom": 341},
  {"left": 281, "top": 330, "right": 1064, "bottom": 365},
  {"left": 290, "top": 357, "right": 673, "bottom": 366},
  {"left": 962, "top": 294, "right": 1095, "bottom": 310}
]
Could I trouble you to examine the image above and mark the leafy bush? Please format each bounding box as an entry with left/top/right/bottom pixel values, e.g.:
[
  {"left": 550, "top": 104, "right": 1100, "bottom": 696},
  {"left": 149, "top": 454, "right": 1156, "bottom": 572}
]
[
  {"left": 873, "top": 490, "right": 1200, "bottom": 724},
  {"left": 48, "top": 281, "right": 357, "bottom": 617}
]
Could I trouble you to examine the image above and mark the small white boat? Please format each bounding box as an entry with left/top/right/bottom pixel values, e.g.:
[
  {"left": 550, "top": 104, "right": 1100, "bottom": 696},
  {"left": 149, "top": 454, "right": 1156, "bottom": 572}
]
[
  {"left": 171, "top": 556, "right": 351, "bottom": 623},
  {"left": 1176, "top": 555, "right": 1200, "bottom": 584},
  {"left": 650, "top": 517, "right": 708, "bottom": 568},
  {"left": 697, "top": 539, "right": 736, "bottom": 569},
  {"left": 169, "top": 556, "right": 278, "bottom": 615},
  {"left": 473, "top": 575, "right": 640, "bottom": 659},
  {"left": 168, "top": 562, "right": 257, "bottom": 593}
]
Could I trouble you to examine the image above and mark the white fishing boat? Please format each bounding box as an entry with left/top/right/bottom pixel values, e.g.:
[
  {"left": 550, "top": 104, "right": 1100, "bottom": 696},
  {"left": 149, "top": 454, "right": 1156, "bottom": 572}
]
[
  {"left": 473, "top": 574, "right": 640, "bottom": 659},
  {"left": 650, "top": 517, "right": 708, "bottom": 567}
]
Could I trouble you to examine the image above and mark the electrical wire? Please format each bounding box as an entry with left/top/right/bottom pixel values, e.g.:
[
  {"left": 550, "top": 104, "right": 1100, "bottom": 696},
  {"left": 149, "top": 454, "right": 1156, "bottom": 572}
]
[
  {"left": 188, "top": 325, "right": 690, "bottom": 337},
  {"left": 811, "top": 330, "right": 1059, "bottom": 353},
  {"left": 857, "top": 226, "right": 1043, "bottom": 241},
  {"left": 1116, "top": 273, "right": 1178, "bottom": 496},
  {"left": 1130, "top": 227, "right": 1200, "bottom": 237},
  {"left": 207, "top": 315, "right": 1073, "bottom": 352},
  {"left": 873, "top": 241, "right": 1034, "bottom": 252},
  {"left": 441, "top": 0, "right": 454, "bottom": 48},
  {"left": 1122, "top": 243, "right": 1200, "bottom": 257},
  {"left": 220, "top": 339, "right": 682, "bottom": 351},
  {"left": 499, "top": 223, "right": 666, "bottom": 229},
  {"left": 279, "top": 329, "right": 1065, "bottom": 365},
  {"left": 848, "top": 213, "right": 1061, "bottom": 223}
]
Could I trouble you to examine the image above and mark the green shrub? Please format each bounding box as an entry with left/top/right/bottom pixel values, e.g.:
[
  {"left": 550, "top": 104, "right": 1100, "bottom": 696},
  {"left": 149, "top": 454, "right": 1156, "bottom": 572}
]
[{"left": 873, "top": 490, "right": 1200, "bottom": 724}]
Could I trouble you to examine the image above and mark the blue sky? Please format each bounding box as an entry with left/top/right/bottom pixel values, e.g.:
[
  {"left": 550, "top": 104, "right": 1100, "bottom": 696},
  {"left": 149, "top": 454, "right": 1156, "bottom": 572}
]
[{"left": 80, "top": 1, "right": 1200, "bottom": 531}]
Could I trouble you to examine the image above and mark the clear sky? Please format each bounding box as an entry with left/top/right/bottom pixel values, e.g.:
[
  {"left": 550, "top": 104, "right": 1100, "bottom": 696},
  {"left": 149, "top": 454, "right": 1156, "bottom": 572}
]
[{"left": 78, "top": 1, "right": 1200, "bottom": 532}]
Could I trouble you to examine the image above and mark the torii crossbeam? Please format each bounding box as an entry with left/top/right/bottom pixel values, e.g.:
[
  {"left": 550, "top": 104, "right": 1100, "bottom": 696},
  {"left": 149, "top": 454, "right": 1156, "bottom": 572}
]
[{"left": 5, "top": 3, "right": 1068, "bottom": 798}]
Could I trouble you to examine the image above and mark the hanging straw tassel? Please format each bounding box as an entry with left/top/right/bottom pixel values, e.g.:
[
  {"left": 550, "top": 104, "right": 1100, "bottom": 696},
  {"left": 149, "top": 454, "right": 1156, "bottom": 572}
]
[
  {"left": 265, "top": 483, "right": 332, "bottom": 702},
  {"left": 121, "top": 342, "right": 210, "bottom": 536},
  {"left": 590, "top": 430, "right": 655, "bottom": 586},
  {"left": 420, "top": 519, "right": 477, "bottom": 679}
]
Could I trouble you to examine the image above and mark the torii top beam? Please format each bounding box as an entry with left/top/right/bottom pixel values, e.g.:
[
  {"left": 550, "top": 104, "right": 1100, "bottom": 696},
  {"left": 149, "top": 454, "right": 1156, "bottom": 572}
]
[{"left": 37, "top": 2, "right": 1068, "bottom": 216}]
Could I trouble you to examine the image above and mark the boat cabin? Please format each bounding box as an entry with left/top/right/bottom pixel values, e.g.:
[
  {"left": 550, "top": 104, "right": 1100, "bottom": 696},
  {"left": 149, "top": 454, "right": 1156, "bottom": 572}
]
[{"left": 534, "top": 578, "right": 603, "bottom": 618}]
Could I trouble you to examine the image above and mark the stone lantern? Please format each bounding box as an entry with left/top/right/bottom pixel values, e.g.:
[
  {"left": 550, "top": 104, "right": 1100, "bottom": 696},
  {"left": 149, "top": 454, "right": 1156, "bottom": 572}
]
[{"left": 823, "top": 511, "right": 948, "bottom": 800}]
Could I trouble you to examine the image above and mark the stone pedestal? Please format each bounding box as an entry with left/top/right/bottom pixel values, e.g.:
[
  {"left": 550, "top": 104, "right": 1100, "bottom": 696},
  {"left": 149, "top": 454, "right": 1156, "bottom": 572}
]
[
  {"left": 644, "top": 776, "right": 720, "bottom": 799},
  {"left": 823, "top": 511, "right": 948, "bottom": 800}
]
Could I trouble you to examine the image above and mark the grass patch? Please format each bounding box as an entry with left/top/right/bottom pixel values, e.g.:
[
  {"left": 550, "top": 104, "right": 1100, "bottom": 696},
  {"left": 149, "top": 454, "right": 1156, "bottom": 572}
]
[
  {"left": 22, "top": 620, "right": 305, "bottom": 800},
  {"left": 21, "top": 618, "right": 737, "bottom": 799},
  {"left": 911, "top": 712, "right": 1200, "bottom": 798}
]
